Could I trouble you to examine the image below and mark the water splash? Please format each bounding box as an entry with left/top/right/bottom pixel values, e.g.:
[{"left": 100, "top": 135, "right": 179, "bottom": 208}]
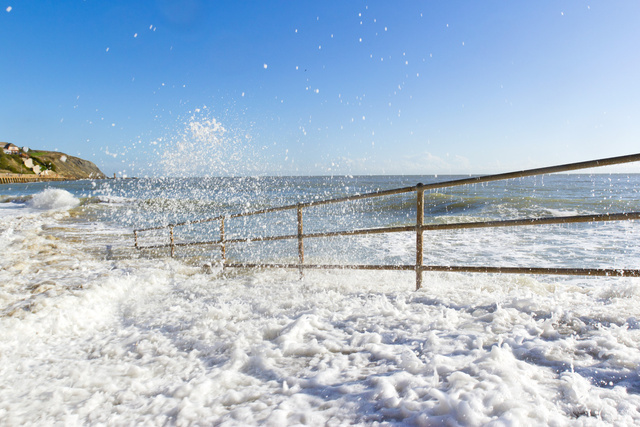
[{"left": 157, "top": 108, "right": 259, "bottom": 177}]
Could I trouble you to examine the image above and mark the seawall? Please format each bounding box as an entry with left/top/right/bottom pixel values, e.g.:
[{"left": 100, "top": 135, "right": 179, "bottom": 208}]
[{"left": 0, "top": 174, "right": 69, "bottom": 184}]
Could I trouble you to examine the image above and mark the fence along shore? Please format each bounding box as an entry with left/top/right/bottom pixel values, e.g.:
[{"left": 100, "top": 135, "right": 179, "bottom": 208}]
[{"left": 135, "top": 153, "right": 640, "bottom": 290}]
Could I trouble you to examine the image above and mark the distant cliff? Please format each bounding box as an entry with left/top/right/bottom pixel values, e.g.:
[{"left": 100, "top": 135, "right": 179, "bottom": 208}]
[{"left": 0, "top": 146, "right": 106, "bottom": 180}]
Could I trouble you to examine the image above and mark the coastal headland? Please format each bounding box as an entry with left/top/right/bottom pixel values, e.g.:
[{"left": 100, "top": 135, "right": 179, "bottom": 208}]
[{"left": 1, "top": 142, "right": 106, "bottom": 183}]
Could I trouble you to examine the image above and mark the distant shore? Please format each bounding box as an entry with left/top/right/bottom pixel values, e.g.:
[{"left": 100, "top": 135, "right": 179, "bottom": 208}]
[{"left": 1, "top": 144, "right": 107, "bottom": 182}]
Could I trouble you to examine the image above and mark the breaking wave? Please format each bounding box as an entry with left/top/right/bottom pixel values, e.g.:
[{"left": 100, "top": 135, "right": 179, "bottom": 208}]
[{"left": 26, "top": 188, "right": 80, "bottom": 211}]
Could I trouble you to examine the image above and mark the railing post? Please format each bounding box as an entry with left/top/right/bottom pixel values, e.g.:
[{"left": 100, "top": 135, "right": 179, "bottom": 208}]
[
  {"left": 416, "top": 183, "right": 425, "bottom": 290},
  {"left": 170, "top": 226, "right": 175, "bottom": 258},
  {"left": 220, "top": 216, "right": 226, "bottom": 267},
  {"left": 297, "top": 204, "right": 304, "bottom": 279}
]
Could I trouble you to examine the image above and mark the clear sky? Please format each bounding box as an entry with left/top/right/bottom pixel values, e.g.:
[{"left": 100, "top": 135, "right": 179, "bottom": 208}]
[{"left": 1, "top": 1, "right": 639, "bottom": 176}]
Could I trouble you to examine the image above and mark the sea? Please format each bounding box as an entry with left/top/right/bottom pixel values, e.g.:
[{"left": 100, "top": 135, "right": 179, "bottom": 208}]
[{"left": 1, "top": 174, "right": 639, "bottom": 425}]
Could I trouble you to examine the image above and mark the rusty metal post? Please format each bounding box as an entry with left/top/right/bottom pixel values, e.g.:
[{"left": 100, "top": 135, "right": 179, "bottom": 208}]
[
  {"left": 220, "top": 217, "right": 226, "bottom": 266},
  {"left": 170, "top": 226, "right": 175, "bottom": 258},
  {"left": 297, "top": 204, "right": 304, "bottom": 279},
  {"left": 416, "top": 184, "right": 425, "bottom": 290}
]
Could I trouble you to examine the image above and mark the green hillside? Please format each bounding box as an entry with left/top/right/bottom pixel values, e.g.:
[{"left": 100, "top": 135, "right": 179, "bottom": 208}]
[
  {"left": 0, "top": 151, "right": 35, "bottom": 174},
  {"left": 0, "top": 147, "right": 106, "bottom": 179}
]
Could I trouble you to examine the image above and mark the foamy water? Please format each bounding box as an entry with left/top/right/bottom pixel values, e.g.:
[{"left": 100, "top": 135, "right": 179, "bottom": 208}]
[{"left": 1, "top": 177, "right": 640, "bottom": 425}]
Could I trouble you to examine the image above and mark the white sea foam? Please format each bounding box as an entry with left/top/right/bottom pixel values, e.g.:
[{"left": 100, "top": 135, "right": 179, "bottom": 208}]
[
  {"left": 0, "top": 202, "right": 25, "bottom": 220},
  {"left": 1, "top": 214, "right": 640, "bottom": 425}
]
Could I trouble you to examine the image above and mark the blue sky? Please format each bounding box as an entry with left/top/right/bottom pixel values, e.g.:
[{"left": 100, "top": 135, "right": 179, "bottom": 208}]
[{"left": 1, "top": 1, "right": 639, "bottom": 176}]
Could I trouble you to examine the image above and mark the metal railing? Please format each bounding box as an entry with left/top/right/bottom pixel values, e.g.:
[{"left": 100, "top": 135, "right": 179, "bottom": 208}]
[{"left": 134, "top": 153, "right": 640, "bottom": 290}]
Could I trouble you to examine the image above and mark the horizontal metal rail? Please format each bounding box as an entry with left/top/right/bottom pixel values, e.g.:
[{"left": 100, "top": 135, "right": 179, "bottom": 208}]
[
  {"left": 421, "top": 211, "right": 640, "bottom": 231},
  {"left": 136, "top": 240, "right": 222, "bottom": 250},
  {"left": 419, "top": 266, "right": 640, "bottom": 277},
  {"left": 223, "top": 263, "right": 640, "bottom": 278},
  {"left": 135, "top": 212, "right": 640, "bottom": 250},
  {"left": 133, "top": 153, "right": 640, "bottom": 289},
  {"left": 225, "top": 263, "right": 416, "bottom": 271}
]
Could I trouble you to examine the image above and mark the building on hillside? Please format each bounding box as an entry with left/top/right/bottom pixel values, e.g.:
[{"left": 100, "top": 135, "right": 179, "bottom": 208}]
[{"left": 3, "top": 143, "right": 20, "bottom": 155}]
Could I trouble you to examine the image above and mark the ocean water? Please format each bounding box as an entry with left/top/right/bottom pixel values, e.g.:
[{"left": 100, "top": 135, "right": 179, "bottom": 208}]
[{"left": 1, "top": 174, "right": 640, "bottom": 425}]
